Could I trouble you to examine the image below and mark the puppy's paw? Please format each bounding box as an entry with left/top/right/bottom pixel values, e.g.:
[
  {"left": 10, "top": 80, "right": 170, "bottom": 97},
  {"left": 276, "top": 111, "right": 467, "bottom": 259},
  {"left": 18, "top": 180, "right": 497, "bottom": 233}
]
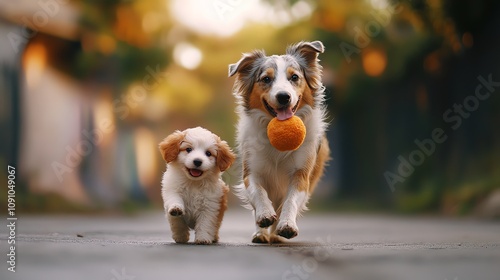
[
  {"left": 256, "top": 212, "right": 277, "bottom": 228},
  {"left": 173, "top": 237, "right": 189, "bottom": 244},
  {"left": 195, "top": 238, "right": 213, "bottom": 245},
  {"left": 168, "top": 205, "right": 184, "bottom": 217},
  {"left": 212, "top": 234, "right": 219, "bottom": 244},
  {"left": 276, "top": 223, "right": 298, "bottom": 239}
]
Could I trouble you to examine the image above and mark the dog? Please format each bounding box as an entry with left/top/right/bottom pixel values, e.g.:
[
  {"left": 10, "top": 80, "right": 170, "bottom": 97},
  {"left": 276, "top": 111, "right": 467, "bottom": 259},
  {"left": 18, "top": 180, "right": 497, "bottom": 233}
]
[
  {"left": 228, "top": 41, "right": 330, "bottom": 243},
  {"left": 159, "top": 127, "right": 236, "bottom": 244}
]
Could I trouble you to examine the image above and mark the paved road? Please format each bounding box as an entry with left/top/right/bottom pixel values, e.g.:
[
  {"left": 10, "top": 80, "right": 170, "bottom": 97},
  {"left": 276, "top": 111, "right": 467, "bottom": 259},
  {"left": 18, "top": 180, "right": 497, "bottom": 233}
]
[{"left": 0, "top": 210, "right": 499, "bottom": 280}]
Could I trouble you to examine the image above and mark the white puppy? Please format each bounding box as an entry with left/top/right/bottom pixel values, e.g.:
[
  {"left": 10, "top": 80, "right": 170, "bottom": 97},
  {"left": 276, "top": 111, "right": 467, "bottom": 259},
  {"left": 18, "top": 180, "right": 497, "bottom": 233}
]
[{"left": 159, "top": 127, "right": 235, "bottom": 244}]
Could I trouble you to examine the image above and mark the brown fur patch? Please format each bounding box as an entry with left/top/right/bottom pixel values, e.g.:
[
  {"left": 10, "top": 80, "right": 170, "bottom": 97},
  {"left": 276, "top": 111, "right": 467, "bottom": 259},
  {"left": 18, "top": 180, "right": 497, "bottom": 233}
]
[
  {"left": 309, "top": 136, "right": 331, "bottom": 193},
  {"left": 159, "top": 130, "right": 185, "bottom": 163},
  {"left": 294, "top": 162, "right": 313, "bottom": 193},
  {"left": 214, "top": 186, "right": 228, "bottom": 242},
  {"left": 216, "top": 138, "right": 236, "bottom": 172},
  {"left": 298, "top": 80, "right": 315, "bottom": 110},
  {"left": 247, "top": 68, "right": 275, "bottom": 113},
  {"left": 291, "top": 135, "right": 330, "bottom": 193},
  {"left": 248, "top": 82, "right": 271, "bottom": 115},
  {"left": 243, "top": 158, "right": 251, "bottom": 188}
]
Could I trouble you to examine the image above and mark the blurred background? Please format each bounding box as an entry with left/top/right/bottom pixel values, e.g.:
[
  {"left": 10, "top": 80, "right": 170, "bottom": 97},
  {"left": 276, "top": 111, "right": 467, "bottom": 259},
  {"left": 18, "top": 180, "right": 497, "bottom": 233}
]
[{"left": 0, "top": 0, "right": 499, "bottom": 216}]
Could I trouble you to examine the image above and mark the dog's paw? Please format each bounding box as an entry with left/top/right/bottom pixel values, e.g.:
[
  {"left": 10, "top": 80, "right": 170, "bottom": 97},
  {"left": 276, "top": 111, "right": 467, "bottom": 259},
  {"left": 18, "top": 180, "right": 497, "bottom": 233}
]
[
  {"left": 195, "top": 239, "right": 213, "bottom": 245},
  {"left": 276, "top": 223, "right": 298, "bottom": 239},
  {"left": 168, "top": 205, "right": 184, "bottom": 217},
  {"left": 256, "top": 213, "right": 277, "bottom": 228},
  {"left": 251, "top": 232, "right": 270, "bottom": 244},
  {"left": 269, "top": 234, "right": 286, "bottom": 244}
]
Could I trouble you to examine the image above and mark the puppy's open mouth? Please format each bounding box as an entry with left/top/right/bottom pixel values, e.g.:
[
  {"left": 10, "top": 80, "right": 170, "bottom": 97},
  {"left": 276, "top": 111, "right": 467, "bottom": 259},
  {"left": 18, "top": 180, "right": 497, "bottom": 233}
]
[
  {"left": 187, "top": 168, "right": 203, "bottom": 178},
  {"left": 263, "top": 97, "right": 301, "bottom": 121}
]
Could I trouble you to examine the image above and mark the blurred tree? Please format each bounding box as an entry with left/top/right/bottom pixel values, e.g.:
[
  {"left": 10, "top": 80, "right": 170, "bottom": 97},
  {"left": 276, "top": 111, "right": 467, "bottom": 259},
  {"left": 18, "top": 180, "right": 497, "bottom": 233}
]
[
  {"left": 270, "top": 0, "right": 500, "bottom": 213},
  {"left": 77, "top": 0, "right": 169, "bottom": 88}
]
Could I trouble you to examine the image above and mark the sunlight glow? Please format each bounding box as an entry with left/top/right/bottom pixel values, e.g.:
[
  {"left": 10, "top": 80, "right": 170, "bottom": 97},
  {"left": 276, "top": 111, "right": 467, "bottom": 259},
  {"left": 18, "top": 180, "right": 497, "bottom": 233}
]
[
  {"left": 169, "top": 0, "right": 314, "bottom": 37},
  {"left": 362, "top": 49, "right": 387, "bottom": 77},
  {"left": 134, "top": 127, "right": 158, "bottom": 188},
  {"left": 370, "top": 0, "right": 389, "bottom": 10},
  {"left": 173, "top": 42, "right": 203, "bottom": 70},
  {"left": 23, "top": 43, "right": 47, "bottom": 88}
]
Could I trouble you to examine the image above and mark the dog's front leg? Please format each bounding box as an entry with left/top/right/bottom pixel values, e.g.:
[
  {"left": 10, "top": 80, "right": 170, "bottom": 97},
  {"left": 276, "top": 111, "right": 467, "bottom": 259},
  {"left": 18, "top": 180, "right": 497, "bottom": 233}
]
[
  {"left": 275, "top": 170, "right": 310, "bottom": 239},
  {"left": 247, "top": 176, "right": 277, "bottom": 228}
]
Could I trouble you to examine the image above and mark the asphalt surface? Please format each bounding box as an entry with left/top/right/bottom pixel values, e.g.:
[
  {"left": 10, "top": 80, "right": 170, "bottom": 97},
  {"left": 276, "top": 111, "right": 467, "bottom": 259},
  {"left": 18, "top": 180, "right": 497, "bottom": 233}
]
[{"left": 1, "top": 210, "right": 499, "bottom": 280}]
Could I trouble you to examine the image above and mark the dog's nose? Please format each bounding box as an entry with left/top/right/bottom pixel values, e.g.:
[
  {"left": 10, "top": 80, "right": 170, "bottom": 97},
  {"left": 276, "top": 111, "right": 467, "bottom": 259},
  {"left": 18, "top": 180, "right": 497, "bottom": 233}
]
[
  {"left": 276, "top": 92, "right": 291, "bottom": 106},
  {"left": 193, "top": 159, "right": 202, "bottom": 167}
]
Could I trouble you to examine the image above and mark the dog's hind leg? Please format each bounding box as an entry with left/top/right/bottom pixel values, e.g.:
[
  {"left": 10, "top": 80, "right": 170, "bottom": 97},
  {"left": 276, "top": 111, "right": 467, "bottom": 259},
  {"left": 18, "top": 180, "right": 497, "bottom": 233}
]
[{"left": 251, "top": 211, "right": 270, "bottom": 243}]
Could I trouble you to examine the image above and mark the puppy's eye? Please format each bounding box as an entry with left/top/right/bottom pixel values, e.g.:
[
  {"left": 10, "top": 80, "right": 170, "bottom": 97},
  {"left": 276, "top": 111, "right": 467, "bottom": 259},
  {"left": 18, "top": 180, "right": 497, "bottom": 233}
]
[
  {"left": 290, "top": 74, "right": 299, "bottom": 82},
  {"left": 186, "top": 148, "right": 193, "bottom": 153},
  {"left": 205, "top": 151, "right": 212, "bottom": 157},
  {"left": 261, "top": 76, "right": 272, "bottom": 84}
]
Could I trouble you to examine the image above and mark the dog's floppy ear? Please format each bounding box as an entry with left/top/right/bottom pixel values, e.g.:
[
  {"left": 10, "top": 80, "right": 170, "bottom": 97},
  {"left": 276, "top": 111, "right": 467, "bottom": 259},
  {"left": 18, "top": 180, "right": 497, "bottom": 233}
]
[
  {"left": 286, "top": 41, "right": 324, "bottom": 92},
  {"left": 216, "top": 138, "right": 236, "bottom": 172},
  {"left": 286, "top": 41, "right": 324, "bottom": 63},
  {"left": 159, "top": 130, "right": 185, "bottom": 163},
  {"left": 228, "top": 50, "right": 266, "bottom": 77}
]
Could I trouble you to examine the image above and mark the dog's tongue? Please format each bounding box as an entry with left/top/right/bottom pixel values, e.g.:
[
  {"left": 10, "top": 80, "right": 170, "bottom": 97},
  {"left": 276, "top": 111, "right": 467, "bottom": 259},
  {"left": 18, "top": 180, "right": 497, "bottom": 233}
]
[
  {"left": 276, "top": 108, "right": 294, "bottom": 121},
  {"left": 189, "top": 169, "right": 203, "bottom": 177}
]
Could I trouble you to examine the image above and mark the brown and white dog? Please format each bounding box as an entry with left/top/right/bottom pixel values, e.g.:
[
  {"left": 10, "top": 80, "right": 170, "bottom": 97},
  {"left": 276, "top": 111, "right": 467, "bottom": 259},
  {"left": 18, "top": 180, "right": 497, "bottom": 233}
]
[
  {"left": 159, "top": 127, "right": 236, "bottom": 244},
  {"left": 229, "top": 41, "right": 330, "bottom": 243}
]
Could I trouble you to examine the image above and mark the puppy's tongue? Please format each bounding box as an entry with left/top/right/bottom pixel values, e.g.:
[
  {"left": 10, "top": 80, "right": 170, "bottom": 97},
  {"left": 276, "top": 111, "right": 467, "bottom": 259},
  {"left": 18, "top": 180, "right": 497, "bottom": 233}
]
[
  {"left": 189, "top": 169, "right": 203, "bottom": 177},
  {"left": 276, "top": 108, "right": 294, "bottom": 121}
]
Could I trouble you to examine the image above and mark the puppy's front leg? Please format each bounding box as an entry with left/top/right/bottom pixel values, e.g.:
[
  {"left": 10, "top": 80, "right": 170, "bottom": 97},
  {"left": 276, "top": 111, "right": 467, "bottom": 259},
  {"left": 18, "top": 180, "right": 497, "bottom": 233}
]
[
  {"left": 275, "top": 170, "right": 310, "bottom": 239},
  {"left": 162, "top": 188, "right": 189, "bottom": 243},
  {"left": 162, "top": 187, "right": 185, "bottom": 216}
]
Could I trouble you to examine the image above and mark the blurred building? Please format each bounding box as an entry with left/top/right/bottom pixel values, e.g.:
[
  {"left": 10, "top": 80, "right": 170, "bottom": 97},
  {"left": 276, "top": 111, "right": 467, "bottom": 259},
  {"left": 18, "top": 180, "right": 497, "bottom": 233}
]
[{"left": 0, "top": 0, "right": 153, "bottom": 207}]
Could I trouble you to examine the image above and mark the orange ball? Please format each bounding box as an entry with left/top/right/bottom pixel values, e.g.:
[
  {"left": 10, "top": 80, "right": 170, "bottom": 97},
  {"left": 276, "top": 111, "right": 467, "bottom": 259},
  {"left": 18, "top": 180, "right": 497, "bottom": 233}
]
[{"left": 267, "top": 116, "right": 306, "bottom": 151}]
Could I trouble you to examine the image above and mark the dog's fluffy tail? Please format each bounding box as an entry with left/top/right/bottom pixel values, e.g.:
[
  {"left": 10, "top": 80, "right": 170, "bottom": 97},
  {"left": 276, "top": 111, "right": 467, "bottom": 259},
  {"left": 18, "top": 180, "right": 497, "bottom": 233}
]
[{"left": 231, "top": 183, "right": 253, "bottom": 210}]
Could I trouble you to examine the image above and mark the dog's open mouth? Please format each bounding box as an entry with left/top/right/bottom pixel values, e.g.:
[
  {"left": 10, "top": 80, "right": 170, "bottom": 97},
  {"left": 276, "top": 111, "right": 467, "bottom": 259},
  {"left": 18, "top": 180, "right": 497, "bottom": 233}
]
[
  {"left": 263, "top": 97, "right": 301, "bottom": 121},
  {"left": 187, "top": 168, "right": 203, "bottom": 178}
]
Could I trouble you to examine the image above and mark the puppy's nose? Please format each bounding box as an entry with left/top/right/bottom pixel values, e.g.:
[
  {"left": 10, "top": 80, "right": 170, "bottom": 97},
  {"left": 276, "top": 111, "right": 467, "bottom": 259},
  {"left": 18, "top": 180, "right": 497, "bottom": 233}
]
[
  {"left": 276, "top": 92, "right": 291, "bottom": 106},
  {"left": 193, "top": 159, "right": 202, "bottom": 167}
]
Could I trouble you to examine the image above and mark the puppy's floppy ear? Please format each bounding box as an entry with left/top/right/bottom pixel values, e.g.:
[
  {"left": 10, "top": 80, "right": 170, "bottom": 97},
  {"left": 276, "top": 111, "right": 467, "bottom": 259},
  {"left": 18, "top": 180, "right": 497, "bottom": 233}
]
[
  {"left": 228, "top": 50, "right": 266, "bottom": 77},
  {"left": 216, "top": 138, "right": 236, "bottom": 172},
  {"left": 286, "top": 41, "right": 325, "bottom": 91},
  {"left": 159, "top": 130, "right": 185, "bottom": 163}
]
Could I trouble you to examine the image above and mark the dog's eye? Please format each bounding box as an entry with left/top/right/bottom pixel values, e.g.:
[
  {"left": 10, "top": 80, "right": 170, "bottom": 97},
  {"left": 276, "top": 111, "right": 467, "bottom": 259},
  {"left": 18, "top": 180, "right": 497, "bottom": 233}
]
[
  {"left": 290, "top": 74, "right": 299, "bottom": 82},
  {"left": 186, "top": 148, "right": 193, "bottom": 153},
  {"left": 261, "top": 76, "right": 272, "bottom": 84},
  {"left": 205, "top": 151, "right": 212, "bottom": 157}
]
